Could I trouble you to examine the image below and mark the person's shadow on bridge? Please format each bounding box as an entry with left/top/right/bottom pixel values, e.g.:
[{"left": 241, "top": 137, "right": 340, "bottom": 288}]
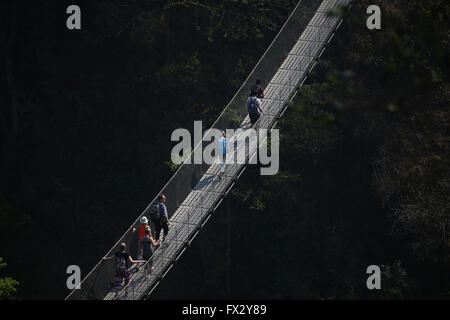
[{"left": 193, "top": 175, "right": 215, "bottom": 191}]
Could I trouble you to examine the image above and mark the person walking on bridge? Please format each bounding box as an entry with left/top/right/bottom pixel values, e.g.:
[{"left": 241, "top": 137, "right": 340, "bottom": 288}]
[
  {"left": 141, "top": 227, "right": 159, "bottom": 278},
  {"left": 250, "top": 79, "right": 265, "bottom": 99},
  {"left": 218, "top": 131, "right": 228, "bottom": 174},
  {"left": 103, "top": 243, "right": 144, "bottom": 298},
  {"left": 248, "top": 89, "right": 264, "bottom": 127},
  {"left": 150, "top": 194, "right": 170, "bottom": 244},
  {"left": 132, "top": 216, "right": 151, "bottom": 255}
]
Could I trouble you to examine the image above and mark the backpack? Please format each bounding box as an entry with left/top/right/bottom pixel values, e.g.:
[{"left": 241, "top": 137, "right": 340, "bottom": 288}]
[
  {"left": 149, "top": 203, "right": 160, "bottom": 222},
  {"left": 248, "top": 97, "right": 259, "bottom": 115},
  {"left": 142, "top": 236, "right": 153, "bottom": 257},
  {"left": 115, "top": 254, "right": 127, "bottom": 273},
  {"left": 251, "top": 85, "right": 264, "bottom": 99}
]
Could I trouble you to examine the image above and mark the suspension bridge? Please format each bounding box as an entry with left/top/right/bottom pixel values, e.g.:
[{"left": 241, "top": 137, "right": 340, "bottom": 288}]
[{"left": 66, "top": 0, "right": 352, "bottom": 300}]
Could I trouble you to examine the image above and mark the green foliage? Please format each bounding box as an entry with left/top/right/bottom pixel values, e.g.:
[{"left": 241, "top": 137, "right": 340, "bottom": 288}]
[
  {"left": 379, "top": 261, "right": 416, "bottom": 299},
  {"left": 0, "top": 258, "right": 19, "bottom": 300},
  {"left": 372, "top": 110, "right": 450, "bottom": 262},
  {"left": 165, "top": 160, "right": 183, "bottom": 173}
]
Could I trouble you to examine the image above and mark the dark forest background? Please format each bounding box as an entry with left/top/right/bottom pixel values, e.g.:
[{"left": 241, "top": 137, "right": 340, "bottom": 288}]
[{"left": 0, "top": 0, "right": 448, "bottom": 299}]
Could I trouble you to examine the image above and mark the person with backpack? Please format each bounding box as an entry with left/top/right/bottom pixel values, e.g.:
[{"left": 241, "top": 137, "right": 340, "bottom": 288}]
[
  {"left": 150, "top": 194, "right": 170, "bottom": 244},
  {"left": 248, "top": 89, "right": 264, "bottom": 127},
  {"left": 103, "top": 242, "right": 144, "bottom": 298},
  {"left": 218, "top": 131, "right": 228, "bottom": 174},
  {"left": 249, "top": 79, "right": 265, "bottom": 99},
  {"left": 141, "top": 227, "right": 159, "bottom": 278},
  {"left": 132, "top": 216, "right": 151, "bottom": 259}
]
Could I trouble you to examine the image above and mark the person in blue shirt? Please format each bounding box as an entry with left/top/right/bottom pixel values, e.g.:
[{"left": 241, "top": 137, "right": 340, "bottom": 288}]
[{"left": 218, "top": 131, "right": 228, "bottom": 174}]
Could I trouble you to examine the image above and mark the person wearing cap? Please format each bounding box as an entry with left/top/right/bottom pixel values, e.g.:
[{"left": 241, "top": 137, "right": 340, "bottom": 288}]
[{"left": 132, "top": 216, "right": 151, "bottom": 260}]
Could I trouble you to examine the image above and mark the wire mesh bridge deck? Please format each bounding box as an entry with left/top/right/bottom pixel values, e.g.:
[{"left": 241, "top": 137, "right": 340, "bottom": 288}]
[{"left": 66, "top": 0, "right": 352, "bottom": 300}]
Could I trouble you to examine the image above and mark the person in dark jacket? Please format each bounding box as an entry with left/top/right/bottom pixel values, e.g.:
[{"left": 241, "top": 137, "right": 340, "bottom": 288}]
[
  {"left": 250, "top": 79, "right": 264, "bottom": 99},
  {"left": 247, "top": 89, "right": 264, "bottom": 127},
  {"left": 153, "top": 194, "right": 170, "bottom": 244},
  {"left": 103, "top": 243, "right": 144, "bottom": 298}
]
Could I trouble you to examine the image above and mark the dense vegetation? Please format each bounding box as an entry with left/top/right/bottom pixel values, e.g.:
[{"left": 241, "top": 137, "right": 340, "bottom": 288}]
[{"left": 0, "top": 0, "right": 448, "bottom": 299}]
